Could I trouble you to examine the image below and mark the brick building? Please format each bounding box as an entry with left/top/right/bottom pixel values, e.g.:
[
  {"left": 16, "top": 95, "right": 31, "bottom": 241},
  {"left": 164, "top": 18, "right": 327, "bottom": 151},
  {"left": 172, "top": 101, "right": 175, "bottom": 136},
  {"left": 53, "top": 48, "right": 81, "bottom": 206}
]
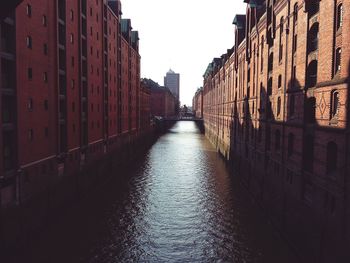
[
  {"left": 0, "top": 0, "right": 141, "bottom": 207},
  {"left": 140, "top": 80, "right": 151, "bottom": 131},
  {"left": 142, "top": 78, "right": 176, "bottom": 118},
  {"left": 201, "top": 0, "right": 350, "bottom": 261},
  {"left": 192, "top": 87, "right": 203, "bottom": 119}
]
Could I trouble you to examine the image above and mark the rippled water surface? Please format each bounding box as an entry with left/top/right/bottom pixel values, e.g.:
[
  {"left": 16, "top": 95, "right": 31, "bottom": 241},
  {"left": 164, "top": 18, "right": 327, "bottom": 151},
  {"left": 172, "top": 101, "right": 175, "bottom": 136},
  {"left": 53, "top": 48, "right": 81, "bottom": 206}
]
[{"left": 27, "top": 121, "right": 298, "bottom": 262}]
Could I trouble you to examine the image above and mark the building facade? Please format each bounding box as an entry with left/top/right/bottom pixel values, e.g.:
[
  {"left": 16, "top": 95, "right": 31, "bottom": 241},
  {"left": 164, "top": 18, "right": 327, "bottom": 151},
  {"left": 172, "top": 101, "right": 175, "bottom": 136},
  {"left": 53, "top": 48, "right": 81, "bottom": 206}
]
[
  {"left": 192, "top": 87, "right": 203, "bottom": 119},
  {"left": 201, "top": 0, "right": 350, "bottom": 262},
  {"left": 0, "top": 0, "right": 141, "bottom": 208},
  {"left": 142, "top": 78, "right": 176, "bottom": 118},
  {"left": 140, "top": 80, "right": 151, "bottom": 131}
]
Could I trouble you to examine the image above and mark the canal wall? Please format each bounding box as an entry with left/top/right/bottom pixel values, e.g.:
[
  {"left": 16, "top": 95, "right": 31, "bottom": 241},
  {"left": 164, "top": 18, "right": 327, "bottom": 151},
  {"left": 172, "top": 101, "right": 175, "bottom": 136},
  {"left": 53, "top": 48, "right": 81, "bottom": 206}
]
[
  {"left": 204, "top": 124, "right": 348, "bottom": 263},
  {"left": 0, "top": 128, "right": 158, "bottom": 257}
]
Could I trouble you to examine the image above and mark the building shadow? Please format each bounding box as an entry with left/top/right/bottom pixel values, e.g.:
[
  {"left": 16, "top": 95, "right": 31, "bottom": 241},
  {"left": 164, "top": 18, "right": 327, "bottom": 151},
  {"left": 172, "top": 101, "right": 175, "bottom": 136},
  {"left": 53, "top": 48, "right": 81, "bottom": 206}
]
[{"left": 226, "top": 71, "right": 349, "bottom": 262}]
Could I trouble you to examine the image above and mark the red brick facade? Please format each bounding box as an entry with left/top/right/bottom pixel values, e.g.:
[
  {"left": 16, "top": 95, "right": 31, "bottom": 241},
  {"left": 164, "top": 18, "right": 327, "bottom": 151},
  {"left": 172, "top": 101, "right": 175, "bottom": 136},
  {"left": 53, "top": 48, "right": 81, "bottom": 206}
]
[
  {"left": 192, "top": 87, "right": 203, "bottom": 119},
  {"left": 0, "top": 0, "right": 141, "bottom": 206},
  {"left": 201, "top": 0, "right": 350, "bottom": 261},
  {"left": 142, "top": 78, "right": 177, "bottom": 119}
]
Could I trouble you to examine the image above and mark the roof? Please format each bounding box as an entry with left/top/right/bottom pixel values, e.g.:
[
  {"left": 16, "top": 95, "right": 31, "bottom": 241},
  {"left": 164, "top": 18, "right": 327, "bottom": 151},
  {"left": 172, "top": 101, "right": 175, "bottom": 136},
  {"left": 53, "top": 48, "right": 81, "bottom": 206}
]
[
  {"left": 232, "top": 14, "right": 246, "bottom": 29},
  {"left": 121, "top": 19, "right": 132, "bottom": 35}
]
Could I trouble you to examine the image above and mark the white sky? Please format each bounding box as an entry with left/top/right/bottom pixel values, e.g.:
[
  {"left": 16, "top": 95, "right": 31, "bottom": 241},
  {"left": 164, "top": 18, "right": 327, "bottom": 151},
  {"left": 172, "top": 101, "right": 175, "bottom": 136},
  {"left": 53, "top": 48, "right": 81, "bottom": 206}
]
[{"left": 122, "top": 0, "right": 247, "bottom": 106}]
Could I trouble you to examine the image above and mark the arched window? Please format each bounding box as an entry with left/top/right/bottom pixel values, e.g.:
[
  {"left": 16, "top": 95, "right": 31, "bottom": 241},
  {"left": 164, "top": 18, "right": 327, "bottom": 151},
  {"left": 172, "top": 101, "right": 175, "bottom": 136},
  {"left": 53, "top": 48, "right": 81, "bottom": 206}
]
[
  {"left": 326, "top": 142, "right": 337, "bottom": 174},
  {"left": 306, "top": 97, "right": 316, "bottom": 123},
  {"left": 335, "top": 48, "right": 341, "bottom": 74},
  {"left": 288, "top": 133, "right": 294, "bottom": 156},
  {"left": 308, "top": 23, "right": 319, "bottom": 53},
  {"left": 306, "top": 60, "right": 318, "bottom": 88},
  {"left": 337, "top": 4, "right": 343, "bottom": 31},
  {"left": 330, "top": 90, "right": 339, "bottom": 119},
  {"left": 294, "top": 3, "right": 298, "bottom": 22},
  {"left": 277, "top": 97, "right": 281, "bottom": 116},
  {"left": 275, "top": 130, "right": 281, "bottom": 150}
]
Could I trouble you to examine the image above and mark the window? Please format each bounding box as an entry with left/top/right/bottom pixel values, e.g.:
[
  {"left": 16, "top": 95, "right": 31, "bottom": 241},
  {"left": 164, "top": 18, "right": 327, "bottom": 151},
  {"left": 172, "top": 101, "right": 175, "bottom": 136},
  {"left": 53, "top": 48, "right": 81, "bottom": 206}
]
[
  {"left": 268, "top": 52, "right": 273, "bottom": 72},
  {"left": 306, "top": 60, "right": 318, "bottom": 88},
  {"left": 26, "top": 36, "right": 32, "bottom": 49},
  {"left": 279, "top": 17, "right": 284, "bottom": 62},
  {"left": 28, "top": 68, "right": 33, "bottom": 80},
  {"left": 28, "top": 98, "right": 33, "bottom": 110},
  {"left": 43, "top": 72, "right": 48, "bottom": 82},
  {"left": 290, "top": 94, "right": 295, "bottom": 116},
  {"left": 71, "top": 79, "right": 75, "bottom": 89},
  {"left": 330, "top": 90, "right": 339, "bottom": 119},
  {"left": 44, "top": 43, "right": 48, "bottom": 55},
  {"left": 335, "top": 48, "right": 341, "bottom": 74},
  {"left": 288, "top": 133, "right": 294, "bottom": 156},
  {"left": 336, "top": 4, "right": 343, "bottom": 31},
  {"left": 277, "top": 97, "right": 281, "bottom": 116},
  {"left": 44, "top": 100, "right": 48, "bottom": 110},
  {"left": 27, "top": 4, "right": 32, "bottom": 17},
  {"left": 306, "top": 97, "right": 316, "bottom": 123},
  {"left": 278, "top": 75, "right": 282, "bottom": 89},
  {"left": 266, "top": 126, "right": 271, "bottom": 151},
  {"left": 303, "top": 135, "right": 314, "bottom": 172},
  {"left": 275, "top": 130, "right": 281, "bottom": 151},
  {"left": 267, "top": 77, "right": 272, "bottom": 95},
  {"left": 308, "top": 23, "right": 319, "bottom": 53},
  {"left": 70, "top": 10, "right": 74, "bottom": 21},
  {"left": 28, "top": 129, "right": 34, "bottom": 141},
  {"left": 294, "top": 4, "right": 298, "bottom": 22},
  {"left": 308, "top": 1, "right": 320, "bottom": 17},
  {"left": 71, "top": 56, "right": 74, "bottom": 67},
  {"left": 291, "top": 65, "right": 297, "bottom": 88},
  {"left": 70, "top": 33, "right": 74, "bottom": 44},
  {"left": 72, "top": 102, "right": 75, "bottom": 112},
  {"left": 326, "top": 142, "right": 337, "bottom": 174},
  {"left": 42, "top": 15, "right": 47, "bottom": 26},
  {"left": 293, "top": 34, "right": 297, "bottom": 54}
]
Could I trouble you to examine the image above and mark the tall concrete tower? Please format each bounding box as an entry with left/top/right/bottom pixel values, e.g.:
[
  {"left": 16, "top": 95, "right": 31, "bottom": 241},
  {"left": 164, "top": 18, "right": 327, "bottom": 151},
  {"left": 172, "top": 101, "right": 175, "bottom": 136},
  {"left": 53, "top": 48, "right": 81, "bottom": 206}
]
[{"left": 164, "top": 69, "right": 180, "bottom": 101}]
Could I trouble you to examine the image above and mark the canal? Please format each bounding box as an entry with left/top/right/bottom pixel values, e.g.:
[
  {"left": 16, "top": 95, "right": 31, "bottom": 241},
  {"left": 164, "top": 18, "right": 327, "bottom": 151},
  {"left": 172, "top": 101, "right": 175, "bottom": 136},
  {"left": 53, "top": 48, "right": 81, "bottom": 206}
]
[{"left": 23, "top": 121, "right": 298, "bottom": 262}]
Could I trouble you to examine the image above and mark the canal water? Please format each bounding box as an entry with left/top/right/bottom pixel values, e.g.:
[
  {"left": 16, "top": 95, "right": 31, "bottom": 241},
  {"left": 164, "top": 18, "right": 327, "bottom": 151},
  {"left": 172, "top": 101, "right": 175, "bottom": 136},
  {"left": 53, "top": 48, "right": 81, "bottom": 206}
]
[{"left": 24, "top": 121, "right": 298, "bottom": 262}]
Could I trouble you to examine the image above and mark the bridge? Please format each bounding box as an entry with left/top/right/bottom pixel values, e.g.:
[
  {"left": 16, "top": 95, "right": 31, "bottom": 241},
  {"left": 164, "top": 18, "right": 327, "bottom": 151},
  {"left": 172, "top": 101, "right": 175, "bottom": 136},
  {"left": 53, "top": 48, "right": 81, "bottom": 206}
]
[{"left": 155, "top": 116, "right": 204, "bottom": 133}]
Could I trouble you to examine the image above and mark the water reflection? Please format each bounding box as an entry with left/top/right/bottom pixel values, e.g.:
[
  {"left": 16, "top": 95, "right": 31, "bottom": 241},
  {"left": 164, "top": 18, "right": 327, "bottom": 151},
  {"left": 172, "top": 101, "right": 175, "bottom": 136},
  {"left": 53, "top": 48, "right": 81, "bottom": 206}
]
[{"left": 26, "top": 121, "right": 298, "bottom": 263}]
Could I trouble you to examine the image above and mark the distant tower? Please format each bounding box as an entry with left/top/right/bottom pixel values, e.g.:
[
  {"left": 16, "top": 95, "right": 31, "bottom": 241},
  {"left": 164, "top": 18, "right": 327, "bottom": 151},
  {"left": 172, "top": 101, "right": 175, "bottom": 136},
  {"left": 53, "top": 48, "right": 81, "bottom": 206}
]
[{"left": 164, "top": 69, "right": 180, "bottom": 101}]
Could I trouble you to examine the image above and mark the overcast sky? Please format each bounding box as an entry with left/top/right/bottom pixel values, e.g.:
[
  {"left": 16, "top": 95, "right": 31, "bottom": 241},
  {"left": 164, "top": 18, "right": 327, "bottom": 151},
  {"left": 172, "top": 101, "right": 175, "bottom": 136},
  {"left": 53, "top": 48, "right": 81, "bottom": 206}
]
[{"left": 122, "top": 0, "right": 247, "bottom": 106}]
